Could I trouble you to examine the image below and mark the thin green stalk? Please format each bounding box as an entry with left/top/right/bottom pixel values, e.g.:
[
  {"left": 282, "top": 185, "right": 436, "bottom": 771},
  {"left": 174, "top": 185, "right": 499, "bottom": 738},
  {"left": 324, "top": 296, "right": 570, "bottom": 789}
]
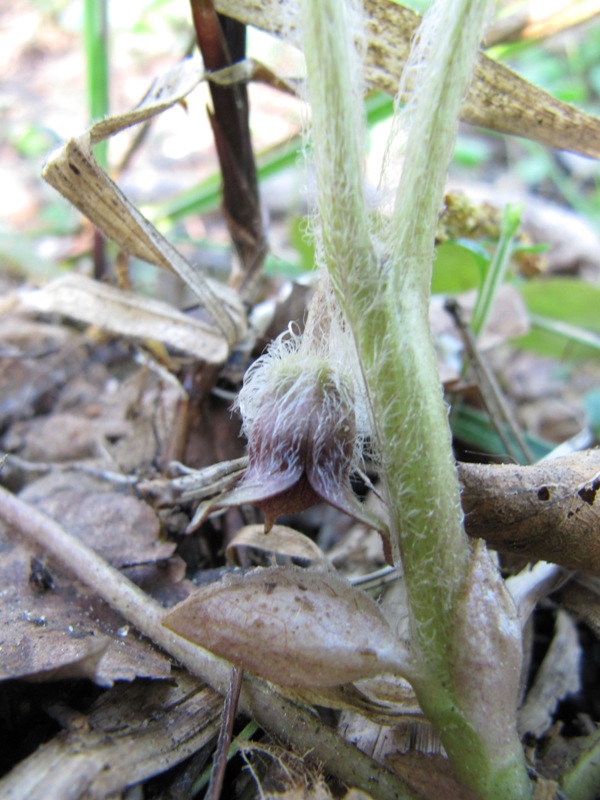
[
  {"left": 84, "top": 0, "right": 109, "bottom": 279},
  {"left": 301, "top": 0, "right": 381, "bottom": 328},
  {"left": 84, "top": 0, "right": 109, "bottom": 169},
  {"left": 470, "top": 203, "right": 522, "bottom": 338}
]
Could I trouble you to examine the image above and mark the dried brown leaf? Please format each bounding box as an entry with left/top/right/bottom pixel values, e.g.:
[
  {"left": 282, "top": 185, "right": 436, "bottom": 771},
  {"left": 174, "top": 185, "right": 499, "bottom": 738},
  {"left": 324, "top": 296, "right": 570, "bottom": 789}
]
[
  {"left": 214, "top": 0, "right": 600, "bottom": 157},
  {"left": 19, "top": 274, "right": 231, "bottom": 365},
  {"left": 41, "top": 59, "right": 246, "bottom": 347},
  {"left": 225, "top": 523, "right": 331, "bottom": 568},
  {"left": 0, "top": 516, "right": 171, "bottom": 685},
  {"left": 19, "top": 472, "right": 174, "bottom": 568},
  {"left": 163, "top": 566, "right": 412, "bottom": 687},
  {"left": 0, "top": 671, "right": 221, "bottom": 800},
  {"left": 338, "top": 715, "right": 478, "bottom": 800},
  {"left": 0, "top": 315, "right": 90, "bottom": 429},
  {"left": 7, "top": 412, "right": 129, "bottom": 463},
  {"left": 518, "top": 609, "right": 581, "bottom": 738}
]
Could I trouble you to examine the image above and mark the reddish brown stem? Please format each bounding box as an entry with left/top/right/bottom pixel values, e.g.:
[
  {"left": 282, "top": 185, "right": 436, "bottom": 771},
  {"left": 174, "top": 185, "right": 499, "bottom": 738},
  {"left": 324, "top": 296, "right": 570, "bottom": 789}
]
[
  {"left": 206, "top": 666, "right": 243, "bottom": 800},
  {"left": 189, "top": 0, "right": 266, "bottom": 297}
]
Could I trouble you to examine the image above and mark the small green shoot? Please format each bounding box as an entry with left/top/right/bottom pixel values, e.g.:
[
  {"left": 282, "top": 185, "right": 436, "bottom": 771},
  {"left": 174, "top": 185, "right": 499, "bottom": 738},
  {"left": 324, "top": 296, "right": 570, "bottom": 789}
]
[
  {"left": 470, "top": 203, "right": 522, "bottom": 338},
  {"left": 84, "top": 0, "right": 109, "bottom": 169}
]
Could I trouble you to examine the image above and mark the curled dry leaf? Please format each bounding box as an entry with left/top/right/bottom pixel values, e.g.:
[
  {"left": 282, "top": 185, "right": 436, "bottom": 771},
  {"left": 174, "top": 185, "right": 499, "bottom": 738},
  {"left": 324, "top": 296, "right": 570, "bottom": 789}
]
[
  {"left": 162, "top": 566, "right": 412, "bottom": 688},
  {"left": 0, "top": 672, "right": 222, "bottom": 799},
  {"left": 506, "top": 561, "right": 569, "bottom": 628},
  {"left": 20, "top": 274, "right": 230, "bottom": 366},
  {"left": 214, "top": 0, "right": 600, "bottom": 157},
  {"left": 517, "top": 609, "right": 581, "bottom": 739},
  {"left": 41, "top": 58, "right": 246, "bottom": 348},
  {"left": 225, "top": 523, "right": 332, "bottom": 569}
]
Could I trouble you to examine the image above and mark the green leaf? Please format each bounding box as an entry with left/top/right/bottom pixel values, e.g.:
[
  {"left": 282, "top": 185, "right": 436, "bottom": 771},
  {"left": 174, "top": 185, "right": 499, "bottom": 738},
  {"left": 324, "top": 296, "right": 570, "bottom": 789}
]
[
  {"left": 431, "top": 241, "right": 488, "bottom": 294},
  {"left": 452, "top": 405, "right": 553, "bottom": 463},
  {"left": 470, "top": 204, "right": 522, "bottom": 338},
  {"left": 514, "top": 277, "right": 600, "bottom": 361}
]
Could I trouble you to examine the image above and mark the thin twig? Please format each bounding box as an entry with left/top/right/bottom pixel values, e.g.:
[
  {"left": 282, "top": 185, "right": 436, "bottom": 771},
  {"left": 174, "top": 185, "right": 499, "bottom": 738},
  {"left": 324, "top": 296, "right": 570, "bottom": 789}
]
[
  {"left": 485, "top": 1, "right": 600, "bottom": 47},
  {"left": 206, "top": 666, "right": 243, "bottom": 800},
  {"left": 446, "top": 298, "right": 534, "bottom": 464},
  {"left": 3, "top": 454, "right": 139, "bottom": 485}
]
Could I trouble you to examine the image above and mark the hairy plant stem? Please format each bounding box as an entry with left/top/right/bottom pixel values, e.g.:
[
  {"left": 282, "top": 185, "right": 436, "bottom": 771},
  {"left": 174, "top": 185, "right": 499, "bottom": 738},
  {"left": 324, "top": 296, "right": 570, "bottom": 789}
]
[{"left": 300, "top": 0, "right": 531, "bottom": 796}]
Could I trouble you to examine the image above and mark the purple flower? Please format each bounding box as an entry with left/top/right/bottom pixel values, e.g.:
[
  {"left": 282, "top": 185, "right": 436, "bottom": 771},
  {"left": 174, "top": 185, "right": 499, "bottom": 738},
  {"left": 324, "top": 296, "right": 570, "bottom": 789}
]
[{"left": 203, "top": 362, "right": 392, "bottom": 562}]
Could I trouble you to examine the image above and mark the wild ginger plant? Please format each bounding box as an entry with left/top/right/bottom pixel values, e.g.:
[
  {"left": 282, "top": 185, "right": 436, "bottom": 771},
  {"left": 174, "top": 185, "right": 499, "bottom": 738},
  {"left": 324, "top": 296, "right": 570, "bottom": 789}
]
[
  {"left": 228, "top": 0, "right": 533, "bottom": 796},
  {"left": 29, "top": 0, "right": 545, "bottom": 795},
  {"left": 3, "top": 2, "right": 600, "bottom": 798}
]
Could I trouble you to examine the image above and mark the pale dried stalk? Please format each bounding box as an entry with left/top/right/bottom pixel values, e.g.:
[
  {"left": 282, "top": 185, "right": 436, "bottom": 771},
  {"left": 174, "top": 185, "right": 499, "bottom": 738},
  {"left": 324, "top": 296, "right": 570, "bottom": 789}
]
[{"left": 0, "top": 486, "right": 417, "bottom": 800}]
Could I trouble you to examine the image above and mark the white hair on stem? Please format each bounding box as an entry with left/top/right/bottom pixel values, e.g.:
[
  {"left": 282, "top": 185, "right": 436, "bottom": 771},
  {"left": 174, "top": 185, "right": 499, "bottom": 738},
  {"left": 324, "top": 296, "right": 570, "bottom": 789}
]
[{"left": 386, "top": 1, "right": 493, "bottom": 296}]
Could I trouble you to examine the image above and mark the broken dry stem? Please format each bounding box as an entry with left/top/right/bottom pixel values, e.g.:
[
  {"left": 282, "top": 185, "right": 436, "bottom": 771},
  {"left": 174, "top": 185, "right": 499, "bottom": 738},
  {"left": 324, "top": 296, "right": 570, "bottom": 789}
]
[
  {"left": 206, "top": 666, "right": 243, "bottom": 800},
  {"left": 0, "top": 486, "right": 418, "bottom": 800}
]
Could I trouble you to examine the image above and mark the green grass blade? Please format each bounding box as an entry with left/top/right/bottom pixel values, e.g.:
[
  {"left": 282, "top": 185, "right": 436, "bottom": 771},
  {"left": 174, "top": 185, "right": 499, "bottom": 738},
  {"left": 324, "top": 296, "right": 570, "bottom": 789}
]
[{"left": 84, "top": 0, "right": 109, "bottom": 169}]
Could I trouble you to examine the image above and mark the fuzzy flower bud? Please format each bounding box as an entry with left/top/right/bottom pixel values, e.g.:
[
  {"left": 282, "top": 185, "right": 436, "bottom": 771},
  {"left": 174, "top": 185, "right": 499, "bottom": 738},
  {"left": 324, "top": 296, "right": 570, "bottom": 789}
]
[
  {"left": 202, "top": 325, "right": 392, "bottom": 560},
  {"left": 241, "top": 360, "right": 354, "bottom": 528}
]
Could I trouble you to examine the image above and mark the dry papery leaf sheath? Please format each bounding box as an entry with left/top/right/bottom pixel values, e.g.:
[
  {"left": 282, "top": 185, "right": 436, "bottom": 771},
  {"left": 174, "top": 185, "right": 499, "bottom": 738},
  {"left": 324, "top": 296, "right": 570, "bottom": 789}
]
[{"left": 214, "top": 0, "right": 600, "bottom": 157}]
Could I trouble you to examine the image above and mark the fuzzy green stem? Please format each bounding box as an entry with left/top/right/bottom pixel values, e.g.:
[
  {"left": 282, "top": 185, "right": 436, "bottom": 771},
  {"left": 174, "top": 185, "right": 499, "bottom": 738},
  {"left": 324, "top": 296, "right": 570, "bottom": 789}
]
[
  {"left": 383, "top": 0, "right": 486, "bottom": 656},
  {"left": 301, "top": 0, "right": 382, "bottom": 347},
  {"left": 299, "top": 0, "right": 531, "bottom": 796}
]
